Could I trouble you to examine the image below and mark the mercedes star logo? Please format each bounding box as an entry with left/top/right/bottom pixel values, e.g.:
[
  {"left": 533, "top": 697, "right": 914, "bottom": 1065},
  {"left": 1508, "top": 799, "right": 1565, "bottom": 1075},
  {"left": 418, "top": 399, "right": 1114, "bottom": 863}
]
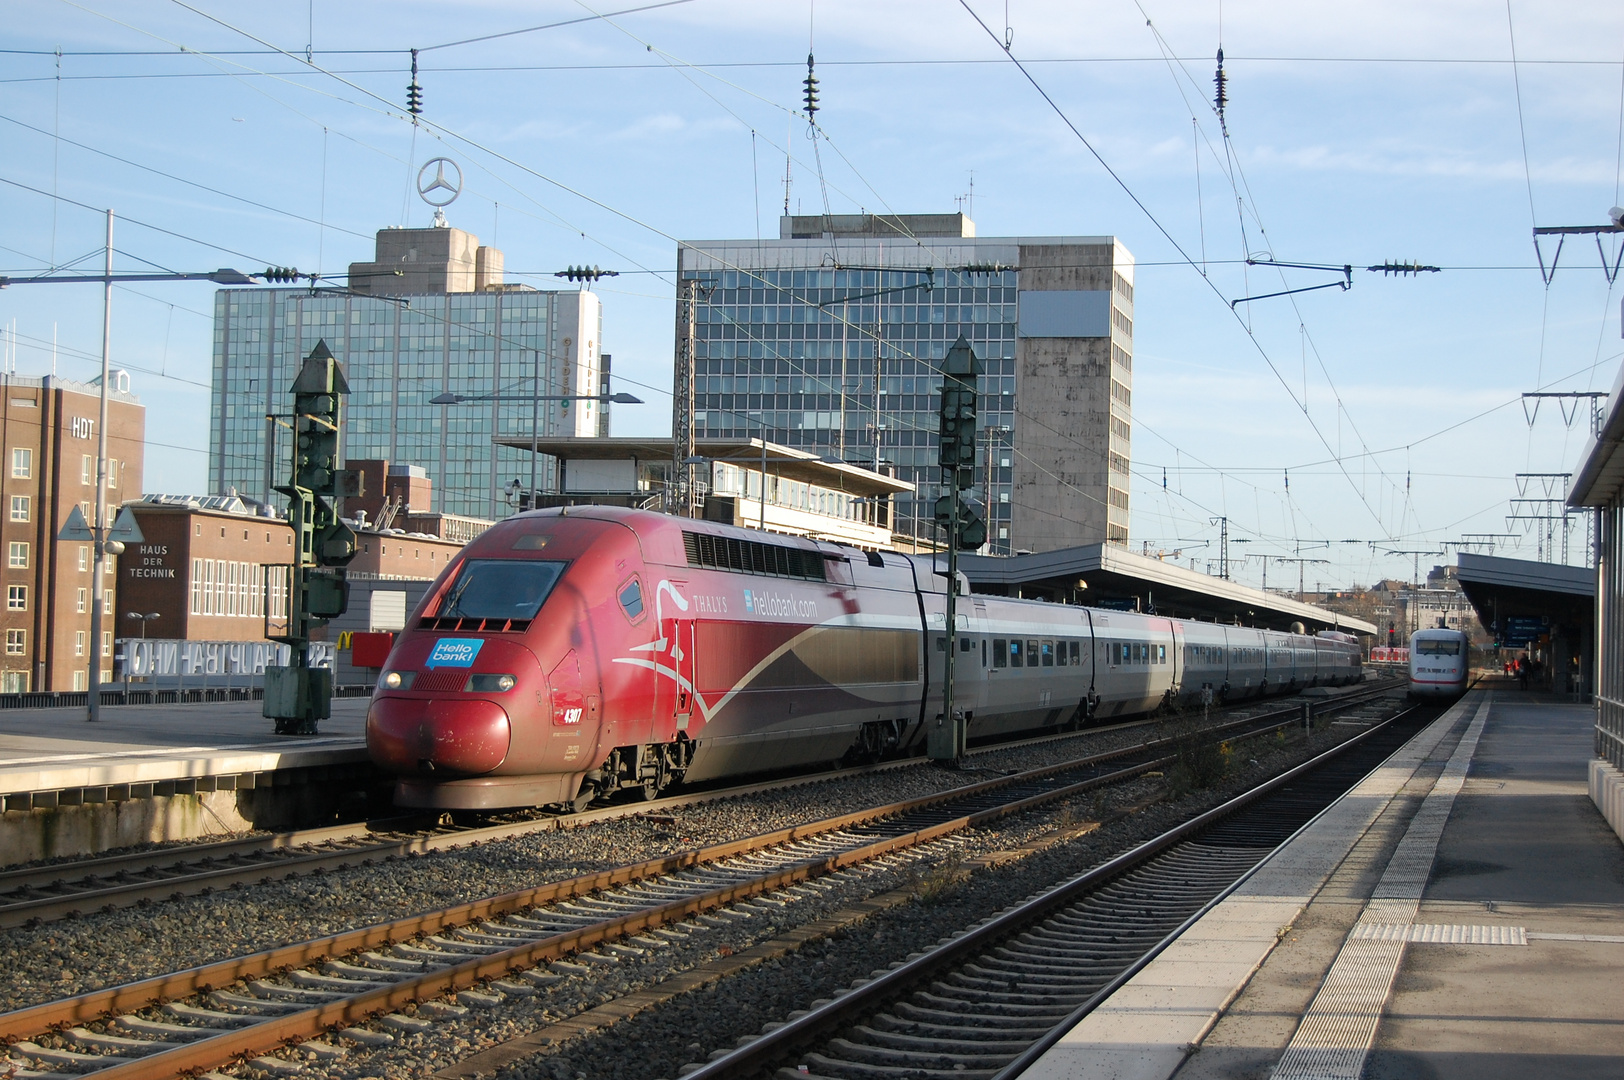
[{"left": 417, "top": 157, "right": 463, "bottom": 208}]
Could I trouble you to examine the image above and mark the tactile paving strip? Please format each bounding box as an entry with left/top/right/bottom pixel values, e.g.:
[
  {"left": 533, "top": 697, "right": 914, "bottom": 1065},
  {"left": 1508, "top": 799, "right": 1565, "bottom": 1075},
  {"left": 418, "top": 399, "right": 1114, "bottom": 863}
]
[
  {"left": 1350, "top": 923, "right": 1527, "bottom": 945},
  {"left": 1271, "top": 696, "right": 1491, "bottom": 1080}
]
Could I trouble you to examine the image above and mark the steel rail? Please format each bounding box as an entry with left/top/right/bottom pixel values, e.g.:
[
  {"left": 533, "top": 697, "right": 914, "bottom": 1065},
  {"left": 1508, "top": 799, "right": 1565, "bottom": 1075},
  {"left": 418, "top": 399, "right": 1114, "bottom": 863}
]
[
  {"left": 0, "top": 692, "right": 1397, "bottom": 1080},
  {"left": 679, "top": 700, "right": 1427, "bottom": 1080},
  {"left": 0, "top": 736, "right": 1190, "bottom": 1042},
  {"left": 0, "top": 682, "right": 1392, "bottom": 928},
  {"left": 0, "top": 691, "right": 1384, "bottom": 1071},
  {"left": 0, "top": 752, "right": 1182, "bottom": 1079},
  {"left": 987, "top": 703, "right": 1435, "bottom": 1080},
  {"left": 0, "top": 815, "right": 429, "bottom": 894}
]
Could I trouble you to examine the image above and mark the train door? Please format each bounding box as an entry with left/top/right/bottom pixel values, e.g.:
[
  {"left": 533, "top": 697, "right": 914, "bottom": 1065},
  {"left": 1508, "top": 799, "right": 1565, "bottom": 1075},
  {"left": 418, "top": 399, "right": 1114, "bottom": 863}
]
[
  {"left": 1167, "top": 622, "right": 1183, "bottom": 702},
  {"left": 1081, "top": 609, "right": 1099, "bottom": 721},
  {"left": 670, "top": 616, "right": 696, "bottom": 733},
  {"left": 652, "top": 579, "right": 696, "bottom": 739},
  {"left": 967, "top": 601, "right": 989, "bottom": 716}
]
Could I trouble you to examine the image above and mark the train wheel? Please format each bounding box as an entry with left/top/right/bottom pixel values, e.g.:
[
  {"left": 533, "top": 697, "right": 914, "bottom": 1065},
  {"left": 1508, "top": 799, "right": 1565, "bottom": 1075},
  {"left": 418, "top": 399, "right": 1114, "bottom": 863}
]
[
  {"left": 641, "top": 778, "right": 662, "bottom": 801},
  {"left": 570, "top": 783, "right": 597, "bottom": 814}
]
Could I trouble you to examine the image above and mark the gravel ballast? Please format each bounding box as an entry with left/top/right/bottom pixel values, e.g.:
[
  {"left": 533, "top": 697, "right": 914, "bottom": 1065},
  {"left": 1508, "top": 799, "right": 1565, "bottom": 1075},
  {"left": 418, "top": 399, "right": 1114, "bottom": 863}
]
[
  {"left": 220, "top": 703, "right": 1407, "bottom": 1080},
  {"left": 0, "top": 704, "right": 1286, "bottom": 1013}
]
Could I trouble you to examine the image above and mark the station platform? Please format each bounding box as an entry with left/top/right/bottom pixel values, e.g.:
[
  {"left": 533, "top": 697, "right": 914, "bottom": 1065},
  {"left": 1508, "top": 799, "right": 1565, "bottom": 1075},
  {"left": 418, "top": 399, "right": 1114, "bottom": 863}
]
[
  {"left": 1018, "top": 689, "right": 1624, "bottom": 1080},
  {"left": 0, "top": 698, "right": 373, "bottom": 865}
]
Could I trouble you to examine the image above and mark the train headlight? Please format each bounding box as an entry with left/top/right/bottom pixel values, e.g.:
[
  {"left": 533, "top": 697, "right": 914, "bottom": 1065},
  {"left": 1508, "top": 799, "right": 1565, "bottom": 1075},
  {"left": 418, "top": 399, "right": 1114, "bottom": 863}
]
[
  {"left": 382, "top": 671, "right": 414, "bottom": 690},
  {"left": 466, "top": 673, "right": 518, "bottom": 692}
]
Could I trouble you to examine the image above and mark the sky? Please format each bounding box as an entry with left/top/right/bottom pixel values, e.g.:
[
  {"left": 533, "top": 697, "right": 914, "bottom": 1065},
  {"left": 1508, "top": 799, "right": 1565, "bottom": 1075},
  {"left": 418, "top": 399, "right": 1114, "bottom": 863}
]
[{"left": 3, "top": 0, "right": 1623, "bottom": 594}]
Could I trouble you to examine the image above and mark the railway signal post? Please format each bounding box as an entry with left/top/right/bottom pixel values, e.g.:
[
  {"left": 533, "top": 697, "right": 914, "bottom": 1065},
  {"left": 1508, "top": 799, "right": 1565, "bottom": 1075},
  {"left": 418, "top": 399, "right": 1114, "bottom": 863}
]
[
  {"left": 264, "top": 340, "right": 361, "bottom": 735},
  {"left": 931, "top": 336, "right": 986, "bottom": 761}
]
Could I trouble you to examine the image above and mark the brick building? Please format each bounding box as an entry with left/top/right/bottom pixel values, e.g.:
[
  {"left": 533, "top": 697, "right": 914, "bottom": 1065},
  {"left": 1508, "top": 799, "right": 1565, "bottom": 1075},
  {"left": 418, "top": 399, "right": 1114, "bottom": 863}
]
[
  {"left": 117, "top": 492, "right": 468, "bottom": 648},
  {"left": 0, "top": 375, "right": 144, "bottom": 691}
]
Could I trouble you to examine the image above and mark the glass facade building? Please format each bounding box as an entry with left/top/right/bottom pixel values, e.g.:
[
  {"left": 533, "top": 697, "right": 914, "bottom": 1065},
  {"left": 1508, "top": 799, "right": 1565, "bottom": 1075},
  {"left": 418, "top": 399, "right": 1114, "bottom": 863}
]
[
  {"left": 678, "top": 215, "right": 1133, "bottom": 554},
  {"left": 209, "top": 229, "right": 604, "bottom": 521}
]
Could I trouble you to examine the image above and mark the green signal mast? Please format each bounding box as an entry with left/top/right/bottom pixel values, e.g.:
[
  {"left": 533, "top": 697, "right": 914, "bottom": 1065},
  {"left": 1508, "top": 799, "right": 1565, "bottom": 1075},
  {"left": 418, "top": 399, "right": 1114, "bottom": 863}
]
[
  {"left": 263, "top": 340, "right": 362, "bottom": 735},
  {"left": 929, "top": 335, "right": 986, "bottom": 762}
]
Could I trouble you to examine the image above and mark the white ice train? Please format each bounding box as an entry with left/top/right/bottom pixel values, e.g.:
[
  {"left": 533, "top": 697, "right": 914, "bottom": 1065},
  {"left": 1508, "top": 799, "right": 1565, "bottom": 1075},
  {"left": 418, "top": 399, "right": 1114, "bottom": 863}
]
[{"left": 1408, "top": 628, "right": 1471, "bottom": 698}]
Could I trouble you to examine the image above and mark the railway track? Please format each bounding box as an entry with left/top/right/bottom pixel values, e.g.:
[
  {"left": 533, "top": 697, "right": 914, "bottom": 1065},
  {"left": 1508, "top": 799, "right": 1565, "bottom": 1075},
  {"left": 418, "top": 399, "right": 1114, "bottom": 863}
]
[
  {"left": 0, "top": 683, "right": 1397, "bottom": 929},
  {"left": 679, "top": 698, "right": 1445, "bottom": 1080},
  {"left": 0, "top": 692, "right": 1397, "bottom": 1080}
]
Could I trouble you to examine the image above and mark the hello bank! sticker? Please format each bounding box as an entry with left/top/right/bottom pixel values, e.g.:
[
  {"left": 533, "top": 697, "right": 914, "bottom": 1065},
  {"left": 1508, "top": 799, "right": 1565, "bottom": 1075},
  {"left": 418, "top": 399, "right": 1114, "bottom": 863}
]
[{"left": 427, "top": 638, "right": 483, "bottom": 668}]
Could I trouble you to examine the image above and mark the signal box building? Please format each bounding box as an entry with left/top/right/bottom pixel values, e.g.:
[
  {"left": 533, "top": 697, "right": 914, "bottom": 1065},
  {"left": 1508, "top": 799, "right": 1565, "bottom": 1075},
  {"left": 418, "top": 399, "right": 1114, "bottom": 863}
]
[
  {"left": 208, "top": 224, "right": 607, "bottom": 521},
  {"left": 676, "top": 214, "right": 1134, "bottom": 555}
]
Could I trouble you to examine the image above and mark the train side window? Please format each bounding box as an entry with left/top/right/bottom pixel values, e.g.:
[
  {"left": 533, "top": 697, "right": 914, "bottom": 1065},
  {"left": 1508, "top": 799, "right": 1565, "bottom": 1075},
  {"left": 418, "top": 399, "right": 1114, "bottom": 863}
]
[
  {"left": 1040, "top": 641, "right": 1054, "bottom": 666},
  {"left": 960, "top": 637, "right": 972, "bottom": 653},
  {"left": 1071, "top": 641, "right": 1081, "bottom": 664},
  {"left": 1027, "top": 640, "right": 1039, "bottom": 667},
  {"left": 936, "top": 636, "right": 946, "bottom": 652},
  {"left": 994, "top": 639, "right": 1008, "bottom": 667},
  {"left": 1010, "top": 640, "right": 1023, "bottom": 667},
  {"left": 982, "top": 639, "right": 988, "bottom": 666},
  {"left": 1057, "top": 641, "right": 1068, "bottom": 666},
  {"left": 1157, "top": 645, "right": 1166, "bottom": 664},
  {"left": 617, "top": 577, "right": 645, "bottom": 621}
]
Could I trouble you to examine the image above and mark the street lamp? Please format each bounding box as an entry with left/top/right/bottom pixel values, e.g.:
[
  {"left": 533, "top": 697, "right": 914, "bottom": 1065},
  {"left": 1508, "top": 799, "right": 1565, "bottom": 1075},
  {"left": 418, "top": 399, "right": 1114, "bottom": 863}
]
[
  {"left": 122, "top": 611, "right": 159, "bottom": 696},
  {"left": 430, "top": 388, "right": 643, "bottom": 512},
  {"left": 0, "top": 209, "right": 271, "bottom": 720},
  {"left": 124, "top": 611, "right": 161, "bottom": 639}
]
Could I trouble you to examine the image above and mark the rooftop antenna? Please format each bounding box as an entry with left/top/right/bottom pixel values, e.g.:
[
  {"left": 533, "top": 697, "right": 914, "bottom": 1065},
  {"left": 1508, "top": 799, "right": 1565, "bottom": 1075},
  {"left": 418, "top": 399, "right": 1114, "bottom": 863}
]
[{"left": 783, "top": 115, "right": 792, "bottom": 216}]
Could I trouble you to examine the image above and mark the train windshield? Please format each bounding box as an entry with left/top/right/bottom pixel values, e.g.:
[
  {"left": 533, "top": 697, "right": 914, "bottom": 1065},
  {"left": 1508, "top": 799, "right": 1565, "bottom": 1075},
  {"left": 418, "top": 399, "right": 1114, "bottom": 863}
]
[
  {"left": 438, "top": 559, "right": 567, "bottom": 620},
  {"left": 1415, "top": 639, "right": 1462, "bottom": 655}
]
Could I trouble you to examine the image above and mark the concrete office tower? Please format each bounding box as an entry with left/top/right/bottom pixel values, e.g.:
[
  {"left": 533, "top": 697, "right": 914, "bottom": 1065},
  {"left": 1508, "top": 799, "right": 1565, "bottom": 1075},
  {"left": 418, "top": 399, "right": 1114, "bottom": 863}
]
[
  {"left": 676, "top": 214, "right": 1133, "bottom": 554},
  {"left": 209, "top": 226, "right": 604, "bottom": 520}
]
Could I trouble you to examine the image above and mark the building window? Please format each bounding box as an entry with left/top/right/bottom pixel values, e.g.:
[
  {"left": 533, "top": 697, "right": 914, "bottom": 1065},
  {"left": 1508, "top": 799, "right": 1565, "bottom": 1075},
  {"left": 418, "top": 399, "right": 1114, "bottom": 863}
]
[
  {"left": 102, "top": 631, "right": 112, "bottom": 657},
  {"left": 10, "top": 448, "right": 30, "bottom": 479},
  {"left": 73, "top": 669, "right": 87, "bottom": 691},
  {"left": 103, "top": 592, "right": 113, "bottom": 614},
  {"left": 75, "top": 630, "right": 86, "bottom": 656},
  {"left": 76, "top": 588, "right": 87, "bottom": 614},
  {"left": 191, "top": 558, "right": 204, "bottom": 615},
  {"left": 107, "top": 458, "right": 118, "bottom": 489},
  {"left": 7, "top": 542, "right": 25, "bottom": 569},
  {"left": 6, "top": 586, "right": 25, "bottom": 611},
  {"left": 9, "top": 496, "right": 28, "bottom": 522},
  {"left": 78, "top": 546, "right": 90, "bottom": 572},
  {"left": 81, "top": 454, "right": 94, "bottom": 486},
  {"left": 5, "top": 629, "right": 23, "bottom": 655},
  {"left": 1, "top": 671, "right": 27, "bottom": 692}
]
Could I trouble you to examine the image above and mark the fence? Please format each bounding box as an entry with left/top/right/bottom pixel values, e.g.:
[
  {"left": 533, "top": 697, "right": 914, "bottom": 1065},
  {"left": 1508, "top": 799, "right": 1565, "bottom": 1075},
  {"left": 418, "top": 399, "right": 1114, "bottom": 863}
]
[
  {"left": 0, "top": 638, "right": 369, "bottom": 711},
  {"left": 120, "top": 638, "right": 334, "bottom": 679}
]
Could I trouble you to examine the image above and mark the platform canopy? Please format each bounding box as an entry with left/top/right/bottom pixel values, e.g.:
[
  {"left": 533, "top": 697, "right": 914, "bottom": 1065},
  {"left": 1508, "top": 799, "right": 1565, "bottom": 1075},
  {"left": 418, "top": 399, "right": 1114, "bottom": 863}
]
[
  {"left": 958, "top": 543, "right": 1377, "bottom": 636},
  {"left": 1454, "top": 552, "right": 1593, "bottom": 642}
]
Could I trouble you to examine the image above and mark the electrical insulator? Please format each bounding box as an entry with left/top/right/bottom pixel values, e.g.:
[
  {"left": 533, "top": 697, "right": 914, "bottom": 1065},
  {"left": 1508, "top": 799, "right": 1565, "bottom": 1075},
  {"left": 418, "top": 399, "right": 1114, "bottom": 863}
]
[
  {"left": 1213, "top": 47, "right": 1228, "bottom": 122},
  {"left": 554, "top": 265, "right": 622, "bottom": 284},
  {"left": 263, "top": 266, "right": 302, "bottom": 284},
  {"left": 407, "top": 48, "right": 423, "bottom": 117},
  {"left": 803, "top": 53, "right": 819, "bottom": 121}
]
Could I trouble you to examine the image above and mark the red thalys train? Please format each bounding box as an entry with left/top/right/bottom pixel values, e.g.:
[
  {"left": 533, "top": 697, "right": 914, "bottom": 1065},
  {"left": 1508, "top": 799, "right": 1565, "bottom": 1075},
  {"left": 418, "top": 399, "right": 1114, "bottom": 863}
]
[{"left": 366, "top": 507, "right": 1363, "bottom": 810}]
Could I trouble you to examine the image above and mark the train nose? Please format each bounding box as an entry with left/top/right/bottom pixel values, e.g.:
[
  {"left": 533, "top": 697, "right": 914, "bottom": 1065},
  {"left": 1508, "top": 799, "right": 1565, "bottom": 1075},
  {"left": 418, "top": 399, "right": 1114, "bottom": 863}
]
[{"left": 367, "top": 697, "right": 512, "bottom": 776}]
